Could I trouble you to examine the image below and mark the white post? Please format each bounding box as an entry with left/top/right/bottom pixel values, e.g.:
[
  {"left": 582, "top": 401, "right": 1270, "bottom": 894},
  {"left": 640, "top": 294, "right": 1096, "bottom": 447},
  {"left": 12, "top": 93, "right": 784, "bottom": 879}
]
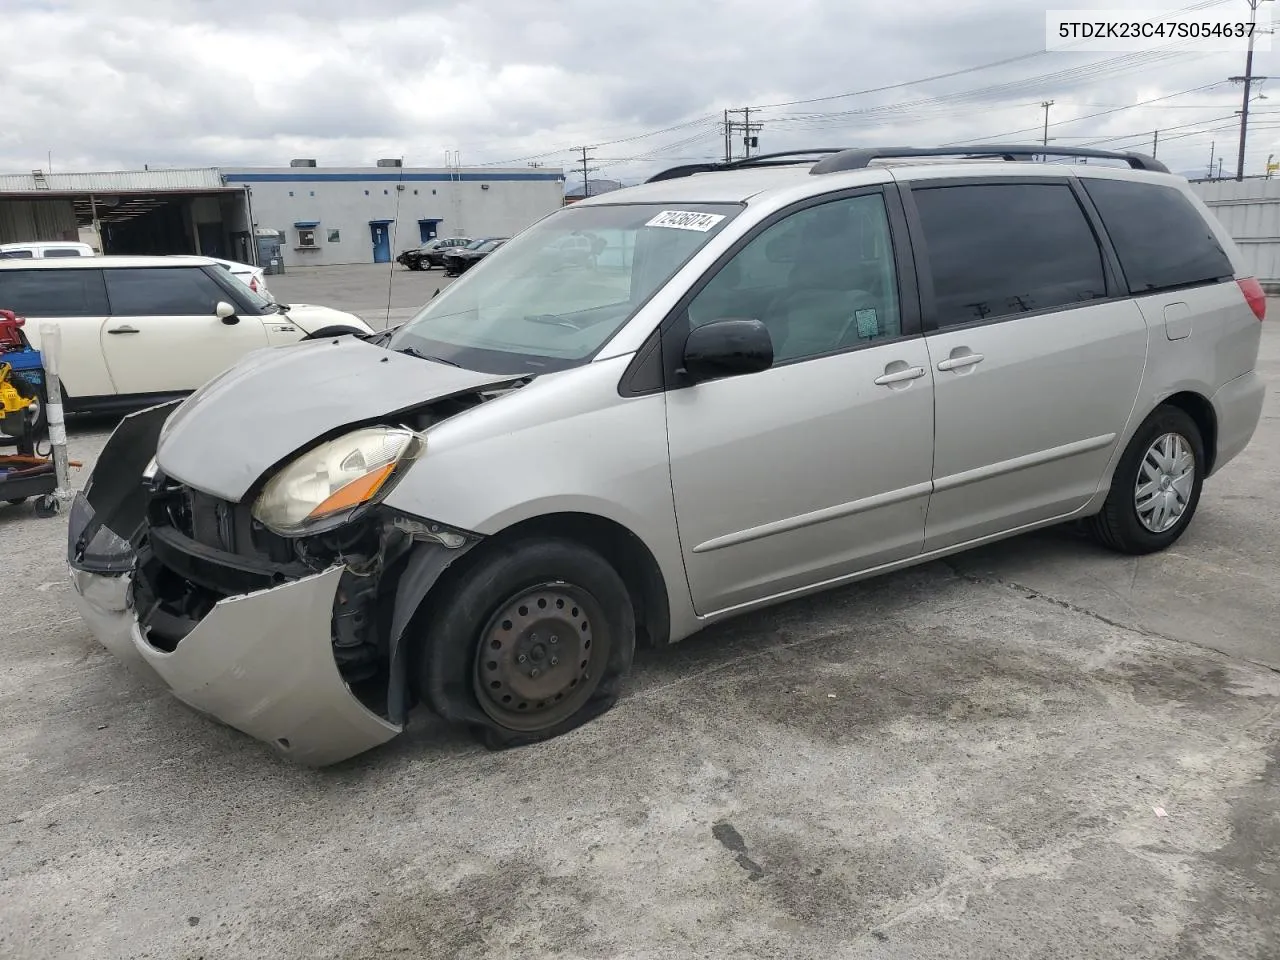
[{"left": 38, "top": 322, "right": 73, "bottom": 505}]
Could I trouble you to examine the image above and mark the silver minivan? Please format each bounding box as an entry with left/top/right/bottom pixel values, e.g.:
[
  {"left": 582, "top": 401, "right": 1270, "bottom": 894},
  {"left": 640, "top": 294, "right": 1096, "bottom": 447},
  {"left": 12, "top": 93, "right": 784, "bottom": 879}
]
[{"left": 68, "top": 146, "right": 1266, "bottom": 765}]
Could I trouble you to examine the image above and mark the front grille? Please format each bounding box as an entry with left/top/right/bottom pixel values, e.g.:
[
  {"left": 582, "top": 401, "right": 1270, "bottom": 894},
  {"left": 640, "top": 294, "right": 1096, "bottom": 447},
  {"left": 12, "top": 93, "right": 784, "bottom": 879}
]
[
  {"left": 148, "top": 480, "right": 296, "bottom": 566},
  {"left": 133, "top": 477, "right": 310, "bottom": 649}
]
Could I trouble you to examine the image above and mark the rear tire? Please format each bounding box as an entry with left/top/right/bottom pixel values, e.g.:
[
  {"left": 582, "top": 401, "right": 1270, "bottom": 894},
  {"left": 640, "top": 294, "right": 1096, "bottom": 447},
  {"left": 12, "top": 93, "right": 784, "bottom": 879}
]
[
  {"left": 414, "top": 538, "right": 636, "bottom": 749},
  {"left": 1088, "top": 405, "right": 1204, "bottom": 555}
]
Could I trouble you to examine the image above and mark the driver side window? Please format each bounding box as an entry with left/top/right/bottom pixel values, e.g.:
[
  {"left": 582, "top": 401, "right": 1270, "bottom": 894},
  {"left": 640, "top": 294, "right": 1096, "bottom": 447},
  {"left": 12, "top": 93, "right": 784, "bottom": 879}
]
[{"left": 687, "top": 193, "right": 901, "bottom": 363}]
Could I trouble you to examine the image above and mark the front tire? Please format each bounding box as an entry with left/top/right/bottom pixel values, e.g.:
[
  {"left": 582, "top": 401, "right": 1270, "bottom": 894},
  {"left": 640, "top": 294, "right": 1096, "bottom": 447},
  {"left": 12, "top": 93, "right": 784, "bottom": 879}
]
[
  {"left": 414, "top": 538, "right": 636, "bottom": 748},
  {"left": 1089, "top": 405, "right": 1204, "bottom": 555}
]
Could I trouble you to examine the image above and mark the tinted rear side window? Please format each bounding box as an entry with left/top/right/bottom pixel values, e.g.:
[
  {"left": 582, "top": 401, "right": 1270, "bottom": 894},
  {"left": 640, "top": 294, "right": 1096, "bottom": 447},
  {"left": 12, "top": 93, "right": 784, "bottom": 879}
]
[
  {"left": 1081, "top": 178, "right": 1233, "bottom": 294},
  {"left": 912, "top": 182, "right": 1107, "bottom": 327},
  {"left": 0, "top": 250, "right": 34, "bottom": 259},
  {"left": 0, "top": 268, "right": 108, "bottom": 316},
  {"left": 104, "top": 267, "right": 228, "bottom": 316},
  {"left": 43, "top": 248, "right": 85, "bottom": 258}
]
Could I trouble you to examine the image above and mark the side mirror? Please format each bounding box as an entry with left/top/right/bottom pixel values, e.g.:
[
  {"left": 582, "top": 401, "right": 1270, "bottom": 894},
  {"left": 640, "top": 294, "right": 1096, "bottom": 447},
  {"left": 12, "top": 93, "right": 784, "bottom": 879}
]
[
  {"left": 681, "top": 318, "right": 773, "bottom": 384},
  {"left": 215, "top": 301, "right": 239, "bottom": 325}
]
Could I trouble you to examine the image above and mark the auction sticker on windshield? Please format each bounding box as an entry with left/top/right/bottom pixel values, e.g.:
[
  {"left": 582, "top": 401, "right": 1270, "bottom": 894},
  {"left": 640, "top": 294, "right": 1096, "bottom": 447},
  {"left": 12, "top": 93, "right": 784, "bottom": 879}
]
[{"left": 645, "top": 210, "right": 727, "bottom": 232}]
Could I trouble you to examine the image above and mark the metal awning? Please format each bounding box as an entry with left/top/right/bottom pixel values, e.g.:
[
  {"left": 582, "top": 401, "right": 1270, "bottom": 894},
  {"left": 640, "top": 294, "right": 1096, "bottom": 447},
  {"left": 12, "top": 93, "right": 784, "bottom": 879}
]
[{"left": 293, "top": 220, "right": 320, "bottom": 228}]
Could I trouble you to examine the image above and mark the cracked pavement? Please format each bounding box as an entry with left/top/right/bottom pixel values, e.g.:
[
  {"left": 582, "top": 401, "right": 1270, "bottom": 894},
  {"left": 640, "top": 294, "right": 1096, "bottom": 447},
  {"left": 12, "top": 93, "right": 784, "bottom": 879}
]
[{"left": 1, "top": 272, "right": 1276, "bottom": 960}]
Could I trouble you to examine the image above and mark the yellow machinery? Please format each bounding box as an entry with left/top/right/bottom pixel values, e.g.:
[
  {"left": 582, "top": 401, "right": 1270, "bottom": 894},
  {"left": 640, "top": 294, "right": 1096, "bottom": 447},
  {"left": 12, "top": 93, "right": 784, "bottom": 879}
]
[{"left": 0, "top": 361, "right": 36, "bottom": 436}]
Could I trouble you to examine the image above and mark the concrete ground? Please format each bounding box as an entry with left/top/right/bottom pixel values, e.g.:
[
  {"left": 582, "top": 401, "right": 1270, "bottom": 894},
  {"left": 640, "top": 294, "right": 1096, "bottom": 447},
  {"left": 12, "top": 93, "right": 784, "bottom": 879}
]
[
  {"left": 1, "top": 275, "right": 1278, "bottom": 959},
  {"left": 268, "top": 261, "right": 455, "bottom": 330}
]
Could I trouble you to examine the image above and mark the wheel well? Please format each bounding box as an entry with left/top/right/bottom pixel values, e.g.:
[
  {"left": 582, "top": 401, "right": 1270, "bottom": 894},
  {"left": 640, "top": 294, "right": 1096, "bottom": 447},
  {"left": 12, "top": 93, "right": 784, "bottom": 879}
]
[
  {"left": 1161, "top": 391, "right": 1218, "bottom": 473},
  {"left": 483, "top": 512, "right": 672, "bottom": 648}
]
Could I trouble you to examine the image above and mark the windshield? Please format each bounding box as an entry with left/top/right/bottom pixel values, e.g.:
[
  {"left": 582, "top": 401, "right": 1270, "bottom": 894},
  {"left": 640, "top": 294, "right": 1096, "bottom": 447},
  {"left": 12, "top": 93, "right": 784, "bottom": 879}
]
[
  {"left": 389, "top": 202, "right": 741, "bottom": 374},
  {"left": 464, "top": 238, "right": 494, "bottom": 250}
]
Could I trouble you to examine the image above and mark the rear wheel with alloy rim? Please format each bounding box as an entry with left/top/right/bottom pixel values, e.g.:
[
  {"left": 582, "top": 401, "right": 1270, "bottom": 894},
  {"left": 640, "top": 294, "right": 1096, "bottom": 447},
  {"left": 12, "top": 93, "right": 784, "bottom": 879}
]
[
  {"left": 414, "top": 538, "right": 636, "bottom": 748},
  {"left": 1089, "top": 404, "right": 1204, "bottom": 555}
]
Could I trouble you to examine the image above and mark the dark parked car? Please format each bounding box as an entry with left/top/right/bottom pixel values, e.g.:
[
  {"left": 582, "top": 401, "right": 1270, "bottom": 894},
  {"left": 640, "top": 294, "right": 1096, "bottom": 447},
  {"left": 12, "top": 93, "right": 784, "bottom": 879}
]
[
  {"left": 397, "top": 237, "right": 472, "bottom": 271},
  {"left": 443, "top": 238, "right": 507, "bottom": 276}
]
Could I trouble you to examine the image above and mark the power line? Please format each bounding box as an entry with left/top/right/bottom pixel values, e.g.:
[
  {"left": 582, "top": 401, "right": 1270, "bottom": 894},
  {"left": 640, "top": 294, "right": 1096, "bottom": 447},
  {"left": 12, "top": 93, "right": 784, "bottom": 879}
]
[
  {"left": 746, "top": 0, "right": 1230, "bottom": 110},
  {"left": 944, "top": 83, "right": 1226, "bottom": 145}
]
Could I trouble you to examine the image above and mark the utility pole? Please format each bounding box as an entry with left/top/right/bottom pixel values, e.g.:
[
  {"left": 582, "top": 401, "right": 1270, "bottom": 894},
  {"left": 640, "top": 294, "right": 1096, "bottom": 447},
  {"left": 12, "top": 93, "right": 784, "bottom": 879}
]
[
  {"left": 1232, "top": 0, "right": 1272, "bottom": 180},
  {"left": 1152, "top": 129, "right": 1159, "bottom": 158},
  {"left": 1208, "top": 140, "right": 1216, "bottom": 179},
  {"left": 1041, "top": 100, "right": 1055, "bottom": 146},
  {"left": 725, "top": 108, "right": 763, "bottom": 162},
  {"left": 723, "top": 109, "right": 731, "bottom": 163},
  {"left": 1218, "top": 157, "right": 1225, "bottom": 178},
  {"left": 577, "top": 146, "right": 597, "bottom": 199}
]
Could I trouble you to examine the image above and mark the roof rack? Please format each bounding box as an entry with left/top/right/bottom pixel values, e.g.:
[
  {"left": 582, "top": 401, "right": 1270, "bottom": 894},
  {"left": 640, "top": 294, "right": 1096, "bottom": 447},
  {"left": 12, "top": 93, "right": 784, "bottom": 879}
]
[
  {"left": 645, "top": 149, "right": 847, "bottom": 183},
  {"left": 645, "top": 144, "right": 1169, "bottom": 183},
  {"left": 808, "top": 145, "right": 1169, "bottom": 174}
]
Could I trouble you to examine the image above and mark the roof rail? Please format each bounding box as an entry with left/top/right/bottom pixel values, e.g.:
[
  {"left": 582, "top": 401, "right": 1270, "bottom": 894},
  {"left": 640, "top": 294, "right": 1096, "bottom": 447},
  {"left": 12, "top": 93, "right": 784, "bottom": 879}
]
[
  {"left": 809, "top": 145, "right": 1169, "bottom": 175},
  {"left": 645, "top": 149, "right": 846, "bottom": 183}
]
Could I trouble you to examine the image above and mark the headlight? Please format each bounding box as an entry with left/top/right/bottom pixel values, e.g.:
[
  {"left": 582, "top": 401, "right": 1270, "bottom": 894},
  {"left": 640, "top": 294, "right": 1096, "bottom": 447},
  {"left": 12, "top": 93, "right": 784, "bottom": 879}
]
[{"left": 251, "top": 426, "right": 421, "bottom": 534}]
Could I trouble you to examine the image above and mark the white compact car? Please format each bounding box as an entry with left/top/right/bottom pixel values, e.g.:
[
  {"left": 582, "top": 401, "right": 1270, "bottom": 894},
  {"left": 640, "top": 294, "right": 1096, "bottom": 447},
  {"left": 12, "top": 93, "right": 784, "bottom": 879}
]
[{"left": 0, "top": 255, "right": 372, "bottom": 414}]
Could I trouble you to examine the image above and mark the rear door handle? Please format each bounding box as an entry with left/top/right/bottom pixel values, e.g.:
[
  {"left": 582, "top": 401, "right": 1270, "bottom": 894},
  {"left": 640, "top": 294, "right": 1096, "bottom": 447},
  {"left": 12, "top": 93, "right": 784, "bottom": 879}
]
[
  {"left": 937, "top": 353, "right": 984, "bottom": 371},
  {"left": 873, "top": 365, "right": 926, "bottom": 385},
  {"left": 107, "top": 325, "right": 139, "bottom": 335}
]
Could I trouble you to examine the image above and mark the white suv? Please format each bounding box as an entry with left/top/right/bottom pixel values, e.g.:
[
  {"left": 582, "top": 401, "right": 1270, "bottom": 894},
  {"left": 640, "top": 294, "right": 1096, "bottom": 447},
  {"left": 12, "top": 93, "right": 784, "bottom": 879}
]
[{"left": 0, "top": 241, "right": 95, "bottom": 259}]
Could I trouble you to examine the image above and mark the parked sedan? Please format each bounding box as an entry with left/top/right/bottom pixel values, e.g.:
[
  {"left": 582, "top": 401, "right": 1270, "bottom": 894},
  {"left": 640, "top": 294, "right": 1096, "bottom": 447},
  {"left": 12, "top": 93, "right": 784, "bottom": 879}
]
[
  {"left": 398, "top": 237, "right": 473, "bottom": 271},
  {"left": 442, "top": 238, "right": 507, "bottom": 276}
]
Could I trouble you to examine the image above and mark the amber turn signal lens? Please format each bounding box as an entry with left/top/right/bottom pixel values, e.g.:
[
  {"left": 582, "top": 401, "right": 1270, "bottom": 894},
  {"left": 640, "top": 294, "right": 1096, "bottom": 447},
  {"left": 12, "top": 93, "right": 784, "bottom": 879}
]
[{"left": 306, "top": 462, "right": 396, "bottom": 520}]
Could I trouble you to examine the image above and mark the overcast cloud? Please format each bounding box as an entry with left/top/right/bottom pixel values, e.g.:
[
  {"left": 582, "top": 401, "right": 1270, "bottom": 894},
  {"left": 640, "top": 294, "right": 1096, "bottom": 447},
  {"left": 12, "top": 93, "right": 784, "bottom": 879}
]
[{"left": 1, "top": 0, "right": 1276, "bottom": 181}]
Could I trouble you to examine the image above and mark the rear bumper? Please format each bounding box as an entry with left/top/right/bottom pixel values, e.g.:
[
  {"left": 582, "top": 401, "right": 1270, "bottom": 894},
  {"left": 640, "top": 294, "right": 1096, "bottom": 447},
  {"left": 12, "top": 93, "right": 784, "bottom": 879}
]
[
  {"left": 1210, "top": 370, "right": 1266, "bottom": 475},
  {"left": 70, "top": 564, "right": 402, "bottom": 766}
]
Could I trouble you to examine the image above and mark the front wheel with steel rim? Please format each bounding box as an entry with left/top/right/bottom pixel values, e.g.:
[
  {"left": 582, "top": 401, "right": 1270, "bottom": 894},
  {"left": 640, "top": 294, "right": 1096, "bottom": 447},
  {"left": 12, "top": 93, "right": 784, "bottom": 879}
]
[
  {"left": 474, "top": 582, "right": 610, "bottom": 732},
  {"left": 414, "top": 537, "right": 636, "bottom": 749},
  {"left": 1089, "top": 404, "right": 1205, "bottom": 555}
]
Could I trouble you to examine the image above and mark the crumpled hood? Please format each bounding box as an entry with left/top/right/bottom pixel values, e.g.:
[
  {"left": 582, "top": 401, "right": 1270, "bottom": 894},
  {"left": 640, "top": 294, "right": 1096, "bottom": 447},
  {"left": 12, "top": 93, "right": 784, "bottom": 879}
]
[{"left": 156, "top": 337, "right": 515, "bottom": 501}]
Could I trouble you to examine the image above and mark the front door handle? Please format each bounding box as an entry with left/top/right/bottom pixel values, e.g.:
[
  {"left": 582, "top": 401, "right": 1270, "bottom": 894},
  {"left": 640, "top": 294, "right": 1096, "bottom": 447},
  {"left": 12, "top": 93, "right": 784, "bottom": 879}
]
[
  {"left": 937, "top": 352, "right": 984, "bottom": 371},
  {"left": 874, "top": 365, "right": 926, "bottom": 386},
  {"left": 107, "top": 325, "right": 139, "bottom": 335}
]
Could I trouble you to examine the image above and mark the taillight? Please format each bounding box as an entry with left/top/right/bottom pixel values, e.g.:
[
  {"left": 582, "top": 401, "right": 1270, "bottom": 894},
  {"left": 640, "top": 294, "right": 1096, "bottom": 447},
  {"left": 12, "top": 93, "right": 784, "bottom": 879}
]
[
  {"left": 1238, "top": 277, "right": 1266, "bottom": 321},
  {"left": 250, "top": 276, "right": 259, "bottom": 292}
]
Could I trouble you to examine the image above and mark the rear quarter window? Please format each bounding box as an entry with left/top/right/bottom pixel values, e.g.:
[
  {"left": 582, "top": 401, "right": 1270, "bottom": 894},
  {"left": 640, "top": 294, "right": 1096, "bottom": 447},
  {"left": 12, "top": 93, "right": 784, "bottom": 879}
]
[
  {"left": 0, "top": 268, "right": 108, "bottom": 316},
  {"left": 1081, "top": 178, "right": 1234, "bottom": 294}
]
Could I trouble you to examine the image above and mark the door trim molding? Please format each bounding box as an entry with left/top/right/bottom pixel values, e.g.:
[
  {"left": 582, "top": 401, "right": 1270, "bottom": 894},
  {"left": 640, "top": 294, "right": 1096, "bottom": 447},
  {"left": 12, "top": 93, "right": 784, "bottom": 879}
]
[
  {"left": 691, "top": 480, "right": 933, "bottom": 554},
  {"left": 932, "top": 432, "right": 1116, "bottom": 493}
]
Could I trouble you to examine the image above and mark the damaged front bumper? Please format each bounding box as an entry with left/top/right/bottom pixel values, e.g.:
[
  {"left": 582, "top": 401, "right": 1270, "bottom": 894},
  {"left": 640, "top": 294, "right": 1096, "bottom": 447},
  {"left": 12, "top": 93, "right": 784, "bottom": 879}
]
[
  {"left": 66, "top": 402, "right": 478, "bottom": 767},
  {"left": 69, "top": 563, "right": 401, "bottom": 766}
]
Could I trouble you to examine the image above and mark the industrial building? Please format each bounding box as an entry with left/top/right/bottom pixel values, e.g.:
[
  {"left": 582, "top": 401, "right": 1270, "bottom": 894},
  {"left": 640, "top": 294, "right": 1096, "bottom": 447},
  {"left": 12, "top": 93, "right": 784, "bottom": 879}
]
[
  {"left": 0, "top": 167, "right": 256, "bottom": 261},
  {"left": 0, "top": 161, "right": 566, "bottom": 268},
  {"left": 225, "top": 160, "right": 565, "bottom": 266}
]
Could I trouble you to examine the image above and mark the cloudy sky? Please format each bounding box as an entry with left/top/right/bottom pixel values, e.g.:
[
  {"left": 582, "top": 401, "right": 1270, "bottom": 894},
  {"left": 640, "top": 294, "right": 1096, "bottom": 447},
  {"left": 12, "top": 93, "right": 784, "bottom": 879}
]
[{"left": 2, "top": 0, "right": 1277, "bottom": 182}]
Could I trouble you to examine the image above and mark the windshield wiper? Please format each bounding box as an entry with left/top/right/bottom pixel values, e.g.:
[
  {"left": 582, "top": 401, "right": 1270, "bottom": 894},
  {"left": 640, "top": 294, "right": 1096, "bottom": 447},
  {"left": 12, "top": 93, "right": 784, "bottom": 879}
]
[{"left": 396, "top": 345, "right": 462, "bottom": 367}]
